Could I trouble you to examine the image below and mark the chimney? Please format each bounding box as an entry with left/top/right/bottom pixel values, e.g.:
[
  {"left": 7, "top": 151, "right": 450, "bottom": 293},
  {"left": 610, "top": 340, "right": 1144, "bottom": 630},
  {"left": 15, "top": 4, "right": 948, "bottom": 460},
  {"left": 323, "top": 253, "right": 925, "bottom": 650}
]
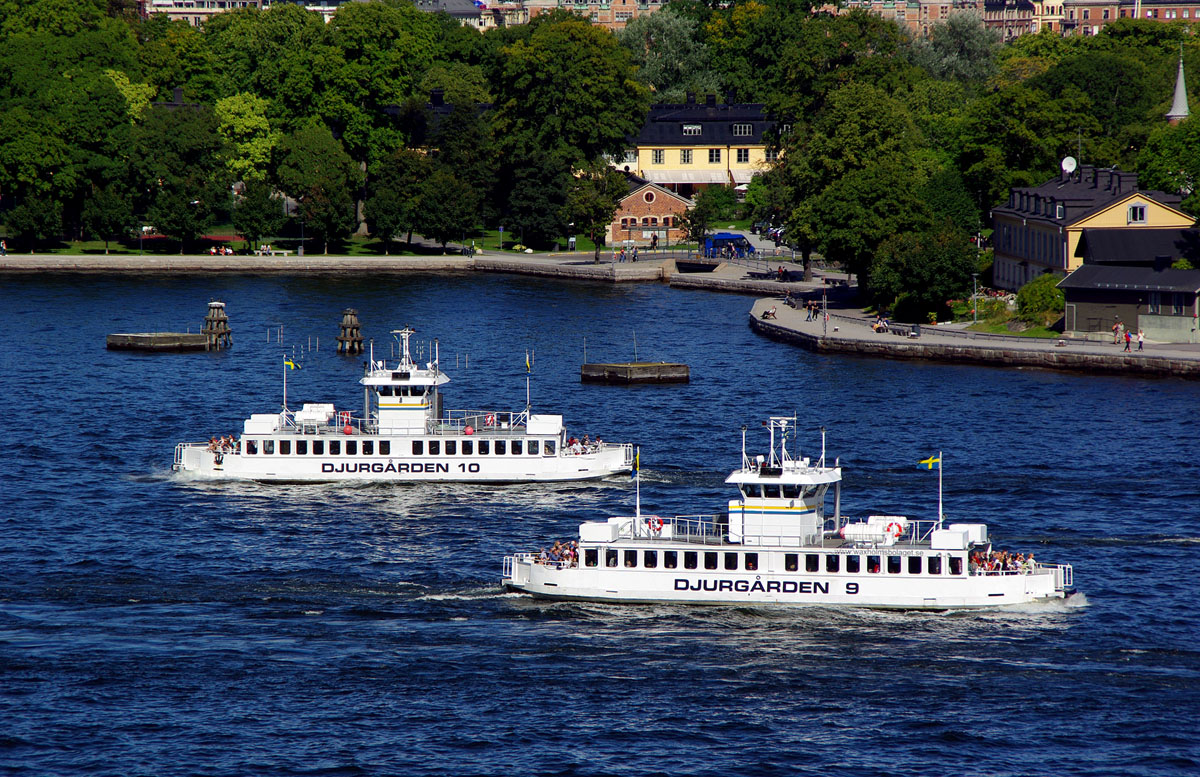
[
  {"left": 1113, "top": 173, "right": 1121, "bottom": 193},
  {"left": 706, "top": 94, "right": 717, "bottom": 108},
  {"left": 726, "top": 89, "right": 737, "bottom": 106},
  {"left": 430, "top": 88, "right": 444, "bottom": 107},
  {"left": 686, "top": 92, "right": 696, "bottom": 106}
]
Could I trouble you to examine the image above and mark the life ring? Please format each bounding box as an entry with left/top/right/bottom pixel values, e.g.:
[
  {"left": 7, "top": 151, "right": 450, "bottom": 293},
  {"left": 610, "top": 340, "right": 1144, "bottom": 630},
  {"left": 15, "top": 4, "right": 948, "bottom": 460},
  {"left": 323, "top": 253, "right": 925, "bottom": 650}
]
[
  {"left": 485, "top": 413, "right": 496, "bottom": 427},
  {"left": 338, "top": 410, "right": 351, "bottom": 424},
  {"left": 886, "top": 522, "right": 903, "bottom": 539},
  {"left": 647, "top": 516, "right": 663, "bottom": 534}
]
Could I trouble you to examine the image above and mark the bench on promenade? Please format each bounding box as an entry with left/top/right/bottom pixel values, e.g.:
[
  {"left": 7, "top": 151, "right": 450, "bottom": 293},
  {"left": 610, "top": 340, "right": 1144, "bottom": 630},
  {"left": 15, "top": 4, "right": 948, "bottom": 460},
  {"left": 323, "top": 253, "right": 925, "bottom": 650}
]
[
  {"left": 253, "top": 249, "right": 293, "bottom": 257},
  {"left": 886, "top": 323, "right": 920, "bottom": 338}
]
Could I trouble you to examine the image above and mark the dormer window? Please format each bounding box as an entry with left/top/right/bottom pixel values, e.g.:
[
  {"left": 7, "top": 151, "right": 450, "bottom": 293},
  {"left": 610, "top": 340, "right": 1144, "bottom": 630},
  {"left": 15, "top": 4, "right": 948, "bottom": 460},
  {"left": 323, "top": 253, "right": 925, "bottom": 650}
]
[
  {"left": 1056, "top": 203, "right": 1065, "bottom": 219},
  {"left": 732, "top": 123, "right": 753, "bottom": 137},
  {"left": 1128, "top": 204, "right": 1147, "bottom": 224},
  {"left": 682, "top": 124, "right": 702, "bottom": 136}
]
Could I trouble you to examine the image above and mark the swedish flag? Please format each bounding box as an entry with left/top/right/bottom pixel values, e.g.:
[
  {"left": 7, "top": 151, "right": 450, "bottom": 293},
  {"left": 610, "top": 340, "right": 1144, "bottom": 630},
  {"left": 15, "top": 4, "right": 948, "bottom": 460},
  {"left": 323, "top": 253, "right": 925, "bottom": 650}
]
[
  {"left": 284, "top": 359, "right": 300, "bottom": 370},
  {"left": 917, "top": 455, "right": 940, "bottom": 470}
]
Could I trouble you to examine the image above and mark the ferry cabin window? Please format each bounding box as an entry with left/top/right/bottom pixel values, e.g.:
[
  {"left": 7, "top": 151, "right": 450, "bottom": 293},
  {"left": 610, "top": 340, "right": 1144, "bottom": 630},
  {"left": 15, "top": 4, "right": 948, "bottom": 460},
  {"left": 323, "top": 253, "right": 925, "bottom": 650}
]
[
  {"left": 544, "top": 440, "right": 556, "bottom": 455},
  {"left": 624, "top": 550, "right": 637, "bottom": 568},
  {"left": 413, "top": 440, "right": 424, "bottom": 455},
  {"left": 606, "top": 549, "right": 618, "bottom": 567},
  {"left": 782, "top": 484, "right": 801, "bottom": 499},
  {"left": 263, "top": 439, "right": 275, "bottom": 455},
  {"left": 887, "top": 556, "right": 902, "bottom": 574},
  {"left": 928, "top": 556, "right": 942, "bottom": 575},
  {"left": 867, "top": 555, "right": 881, "bottom": 573},
  {"left": 741, "top": 485, "right": 761, "bottom": 498},
  {"left": 246, "top": 440, "right": 258, "bottom": 455},
  {"left": 429, "top": 441, "right": 440, "bottom": 455},
  {"left": 330, "top": 440, "right": 341, "bottom": 455},
  {"left": 644, "top": 551, "right": 657, "bottom": 569},
  {"left": 462, "top": 440, "right": 473, "bottom": 455},
  {"left": 479, "top": 441, "right": 490, "bottom": 455},
  {"left": 949, "top": 556, "right": 962, "bottom": 575},
  {"left": 379, "top": 441, "right": 390, "bottom": 455},
  {"left": 585, "top": 549, "right": 598, "bottom": 567},
  {"left": 763, "top": 484, "right": 781, "bottom": 499},
  {"left": 346, "top": 440, "right": 357, "bottom": 455},
  {"left": 684, "top": 552, "right": 698, "bottom": 569},
  {"left": 496, "top": 440, "right": 507, "bottom": 455},
  {"left": 445, "top": 441, "right": 456, "bottom": 455},
  {"left": 704, "top": 552, "right": 718, "bottom": 570},
  {"left": 528, "top": 440, "right": 539, "bottom": 455},
  {"left": 512, "top": 442, "right": 524, "bottom": 456},
  {"left": 279, "top": 440, "right": 291, "bottom": 455},
  {"left": 745, "top": 553, "right": 758, "bottom": 571},
  {"left": 785, "top": 554, "right": 798, "bottom": 572},
  {"left": 908, "top": 556, "right": 922, "bottom": 575},
  {"left": 313, "top": 440, "right": 324, "bottom": 455},
  {"left": 296, "top": 440, "right": 308, "bottom": 455},
  {"left": 826, "top": 555, "right": 839, "bottom": 573},
  {"left": 362, "top": 441, "right": 373, "bottom": 455},
  {"left": 724, "top": 553, "right": 738, "bottom": 571},
  {"left": 664, "top": 551, "right": 678, "bottom": 569},
  {"left": 846, "top": 555, "right": 861, "bottom": 574},
  {"left": 806, "top": 554, "right": 819, "bottom": 572}
]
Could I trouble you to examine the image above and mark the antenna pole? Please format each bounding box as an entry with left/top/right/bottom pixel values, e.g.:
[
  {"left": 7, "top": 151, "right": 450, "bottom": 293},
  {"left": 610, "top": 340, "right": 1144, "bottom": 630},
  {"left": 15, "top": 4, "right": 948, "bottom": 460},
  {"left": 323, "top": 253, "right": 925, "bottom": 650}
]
[{"left": 820, "top": 426, "right": 826, "bottom": 468}]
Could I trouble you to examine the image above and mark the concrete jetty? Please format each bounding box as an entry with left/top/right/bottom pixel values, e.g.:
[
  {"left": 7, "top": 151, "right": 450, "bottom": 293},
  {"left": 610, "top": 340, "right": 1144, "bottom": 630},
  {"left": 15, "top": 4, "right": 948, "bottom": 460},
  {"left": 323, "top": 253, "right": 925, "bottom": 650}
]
[
  {"left": 748, "top": 298, "right": 1200, "bottom": 378},
  {"left": 106, "top": 332, "right": 208, "bottom": 351},
  {"left": 581, "top": 362, "right": 690, "bottom": 384}
]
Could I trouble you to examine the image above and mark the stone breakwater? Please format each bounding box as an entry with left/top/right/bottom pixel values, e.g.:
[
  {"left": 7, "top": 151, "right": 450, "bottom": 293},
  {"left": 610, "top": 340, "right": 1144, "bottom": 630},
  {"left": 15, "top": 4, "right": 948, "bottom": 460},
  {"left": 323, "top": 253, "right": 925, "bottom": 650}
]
[{"left": 749, "top": 312, "right": 1200, "bottom": 378}]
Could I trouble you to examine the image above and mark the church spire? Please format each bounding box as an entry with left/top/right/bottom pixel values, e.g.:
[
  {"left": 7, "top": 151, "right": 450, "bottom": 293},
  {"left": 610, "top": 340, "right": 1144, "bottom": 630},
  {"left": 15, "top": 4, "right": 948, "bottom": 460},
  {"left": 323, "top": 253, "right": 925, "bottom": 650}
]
[{"left": 1167, "top": 48, "right": 1190, "bottom": 125}]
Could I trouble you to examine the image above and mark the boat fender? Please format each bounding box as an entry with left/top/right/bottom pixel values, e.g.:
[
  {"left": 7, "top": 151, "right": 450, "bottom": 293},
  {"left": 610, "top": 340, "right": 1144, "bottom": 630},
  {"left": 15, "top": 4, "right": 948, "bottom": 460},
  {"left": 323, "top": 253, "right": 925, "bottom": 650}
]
[
  {"left": 343, "top": 425, "right": 353, "bottom": 435},
  {"left": 647, "top": 516, "right": 663, "bottom": 535},
  {"left": 465, "top": 425, "right": 474, "bottom": 435}
]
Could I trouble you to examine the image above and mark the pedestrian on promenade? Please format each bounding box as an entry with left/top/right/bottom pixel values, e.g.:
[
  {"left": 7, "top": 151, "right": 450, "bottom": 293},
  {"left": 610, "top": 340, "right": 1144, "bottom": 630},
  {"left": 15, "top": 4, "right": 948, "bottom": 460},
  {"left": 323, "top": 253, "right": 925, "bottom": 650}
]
[
  {"left": 1124, "top": 330, "right": 1132, "bottom": 352},
  {"left": 0, "top": 239, "right": 6, "bottom": 256},
  {"left": 619, "top": 247, "right": 626, "bottom": 263},
  {"left": 651, "top": 234, "right": 658, "bottom": 251},
  {"left": 1137, "top": 330, "right": 1145, "bottom": 351},
  {"left": 632, "top": 246, "right": 638, "bottom": 262},
  {"left": 1113, "top": 321, "right": 1121, "bottom": 344}
]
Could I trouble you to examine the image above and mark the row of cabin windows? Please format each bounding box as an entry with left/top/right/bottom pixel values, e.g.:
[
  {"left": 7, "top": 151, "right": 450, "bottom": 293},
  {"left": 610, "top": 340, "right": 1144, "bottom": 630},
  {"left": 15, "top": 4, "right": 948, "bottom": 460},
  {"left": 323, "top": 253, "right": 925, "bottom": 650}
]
[
  {"left": 584, "top": 549, "right": 963, "bottom": 575},
  {"left": 245, "top": 438, "right": 556, "bottom": 457},
  {"left": 739, "top": 484, "right": 820, "bottom": 499},
  {"left": 376, "top": 386, "right": 426, "bottom": 397}
]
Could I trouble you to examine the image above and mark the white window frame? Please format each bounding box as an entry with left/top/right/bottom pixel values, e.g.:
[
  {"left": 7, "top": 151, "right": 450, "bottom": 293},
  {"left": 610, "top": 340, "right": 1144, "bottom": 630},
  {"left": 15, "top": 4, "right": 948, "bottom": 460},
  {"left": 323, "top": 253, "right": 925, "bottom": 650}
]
[
  {"left": 682, "top": 124, "right": 702, "bottom": 136},
  {"left": 1128, "top": 204, "right": 1147, "bottom": 224},
  {"left": 680, "top": 149, "right": 692, "bottom": 165},
  {"left": 651, "top": 149, "right": 664, "bottom": 165}
]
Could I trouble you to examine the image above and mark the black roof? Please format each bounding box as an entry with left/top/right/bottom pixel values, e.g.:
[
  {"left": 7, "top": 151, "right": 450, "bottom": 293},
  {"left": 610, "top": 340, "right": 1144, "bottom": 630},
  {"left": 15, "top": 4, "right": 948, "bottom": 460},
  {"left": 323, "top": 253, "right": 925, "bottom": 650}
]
[
  {"left": 992, "top": 164, "right": 1182, "bottom": 228},
  {"left": 1057, "top": 263, "right": 1200, "bottom": 294},
  {"left": 1076, "top": 228, "right": 1200, "bottom": 265},
  {"left": 412, "top": 0, "right": 482, "bottom": 18},
  {"left": 635, "top": 97, "right": 775, "bottom": 146}
]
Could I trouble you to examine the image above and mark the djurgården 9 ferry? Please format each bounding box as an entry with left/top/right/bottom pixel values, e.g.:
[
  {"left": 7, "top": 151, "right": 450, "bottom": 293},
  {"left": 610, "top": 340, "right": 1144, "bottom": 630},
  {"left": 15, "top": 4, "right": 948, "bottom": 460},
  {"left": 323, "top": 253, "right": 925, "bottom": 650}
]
[
  {"left": 503, "top": 417, "right": 1075, "bottom": 609},
  {"left": 174, "top": 327, "right": 633, "bottom": 483}
]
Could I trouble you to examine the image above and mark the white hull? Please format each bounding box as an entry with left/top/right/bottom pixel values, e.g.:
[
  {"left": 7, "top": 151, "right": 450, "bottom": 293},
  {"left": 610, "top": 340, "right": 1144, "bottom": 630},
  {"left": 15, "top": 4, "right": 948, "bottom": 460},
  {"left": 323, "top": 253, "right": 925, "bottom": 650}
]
[
  {"left": 177, "top": 445, "right": 630, "bottom": 483},
  {"left": 504, "top": 551, "right": 1072, "bottom": 610}
]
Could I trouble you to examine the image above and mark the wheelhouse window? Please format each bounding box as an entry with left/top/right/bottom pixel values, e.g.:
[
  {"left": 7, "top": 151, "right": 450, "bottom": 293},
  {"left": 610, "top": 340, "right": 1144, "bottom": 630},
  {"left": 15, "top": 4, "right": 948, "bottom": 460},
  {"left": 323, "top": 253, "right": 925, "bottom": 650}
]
[
  {"left": 245, "top": 440, "right": 258, "bottom": 455},
  {"left": 279, "top": 440, "right": 291, "bottom": 455},
  {"left": 782, "top": 484, "right": 801, "bottom": 499},
  {"left": 763, "top": 484, "right": 781, "bottom": 499},
  {"left": 585, "top": 549, "right": 598, "bottom": 567},
  {"left": 543, "top": 440, "right": 556, "bottom": 455}
]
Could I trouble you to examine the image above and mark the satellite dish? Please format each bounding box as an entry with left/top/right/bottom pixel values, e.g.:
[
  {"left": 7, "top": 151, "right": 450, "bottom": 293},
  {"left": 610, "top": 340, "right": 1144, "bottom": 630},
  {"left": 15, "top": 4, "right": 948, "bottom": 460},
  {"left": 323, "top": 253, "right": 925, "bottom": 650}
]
[{"left": 1062, "top": 156, "right": 1078, "bottom": 174}]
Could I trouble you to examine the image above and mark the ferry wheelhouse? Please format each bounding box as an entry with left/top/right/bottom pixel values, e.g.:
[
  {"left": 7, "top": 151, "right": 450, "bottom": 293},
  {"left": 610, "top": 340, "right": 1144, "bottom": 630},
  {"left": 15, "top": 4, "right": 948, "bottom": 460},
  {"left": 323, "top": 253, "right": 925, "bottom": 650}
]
[
  {"left": 174, "top": 327, "right": 633, "bottom": 482},
  {"left": 503, "top": 417, "right": 1074, "bottom": 609}
]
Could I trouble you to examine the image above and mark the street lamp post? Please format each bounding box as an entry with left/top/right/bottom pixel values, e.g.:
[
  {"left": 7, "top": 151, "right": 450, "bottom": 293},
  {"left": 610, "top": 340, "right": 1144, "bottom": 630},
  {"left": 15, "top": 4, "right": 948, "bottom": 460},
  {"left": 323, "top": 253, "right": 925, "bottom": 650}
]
[
  {"left": 822, "top": 278, "right": 828, "bottom": 337},
  {"left": 972, "top": 273, "right": 979, "bottom": 324}
]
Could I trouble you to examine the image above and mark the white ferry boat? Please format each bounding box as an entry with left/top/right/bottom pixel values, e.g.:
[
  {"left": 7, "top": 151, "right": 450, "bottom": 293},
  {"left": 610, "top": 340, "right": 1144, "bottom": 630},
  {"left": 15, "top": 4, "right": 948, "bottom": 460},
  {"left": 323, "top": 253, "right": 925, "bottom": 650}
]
[
  {"left": 174, "top": 327, "right": 633, "bottom": 482},
  {"left": 503, "top": 417, "right": 1075, "bottom": 609}
]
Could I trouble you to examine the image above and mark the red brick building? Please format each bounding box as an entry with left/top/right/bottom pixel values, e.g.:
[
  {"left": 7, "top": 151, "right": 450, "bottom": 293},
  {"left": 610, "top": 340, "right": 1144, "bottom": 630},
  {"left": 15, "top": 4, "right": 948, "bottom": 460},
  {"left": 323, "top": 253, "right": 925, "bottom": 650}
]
[{"left": 607, "top": 175, "right": 693, "bottom": 248}]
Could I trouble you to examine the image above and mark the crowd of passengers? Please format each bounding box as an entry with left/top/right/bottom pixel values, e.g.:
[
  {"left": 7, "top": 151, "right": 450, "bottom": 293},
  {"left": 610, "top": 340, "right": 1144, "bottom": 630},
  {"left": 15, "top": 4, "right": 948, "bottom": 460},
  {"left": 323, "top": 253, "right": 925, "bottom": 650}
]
[
  {"left": 207, "top": 435, "right": 240, "bottom": 453},
  {"left": 537, "top": 541, "right": 579, "bottom": 566},
  {"left": 565, "top": 434, "right": 602, "bottom": 455},
  {"left": 971, "top": 549, "right": 1037, "bottom": 574}
]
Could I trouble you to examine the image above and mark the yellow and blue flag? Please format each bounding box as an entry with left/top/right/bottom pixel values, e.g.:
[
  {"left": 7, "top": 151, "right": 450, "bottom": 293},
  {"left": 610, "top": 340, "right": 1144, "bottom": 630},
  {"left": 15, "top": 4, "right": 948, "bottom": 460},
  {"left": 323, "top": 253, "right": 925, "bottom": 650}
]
[
  {"left": 525, "top": 351, "right": 531, "bottom": 373},
  {"left": 917, "top": 455, "right": 940, "bottom": 470},
  {"left": 284, "top": 359, "right": 300, "bottom": 370}
]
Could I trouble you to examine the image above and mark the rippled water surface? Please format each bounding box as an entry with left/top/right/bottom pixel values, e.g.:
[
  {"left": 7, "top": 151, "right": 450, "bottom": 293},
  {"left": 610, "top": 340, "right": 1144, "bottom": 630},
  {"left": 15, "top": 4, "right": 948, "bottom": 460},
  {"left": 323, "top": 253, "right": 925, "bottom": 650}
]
[{"left": 1, "top": 274, "right": 1197, "bottom": 776}]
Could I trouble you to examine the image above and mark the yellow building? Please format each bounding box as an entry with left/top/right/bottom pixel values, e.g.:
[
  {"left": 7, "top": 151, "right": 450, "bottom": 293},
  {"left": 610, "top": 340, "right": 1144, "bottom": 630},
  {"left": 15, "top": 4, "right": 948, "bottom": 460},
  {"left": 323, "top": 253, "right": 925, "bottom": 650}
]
[
  {"left": 615, "top": 95, "right": 778, "bottom": 198},
  {"left": 990, "top": 165, "right": 1193, "bottom": 291}
]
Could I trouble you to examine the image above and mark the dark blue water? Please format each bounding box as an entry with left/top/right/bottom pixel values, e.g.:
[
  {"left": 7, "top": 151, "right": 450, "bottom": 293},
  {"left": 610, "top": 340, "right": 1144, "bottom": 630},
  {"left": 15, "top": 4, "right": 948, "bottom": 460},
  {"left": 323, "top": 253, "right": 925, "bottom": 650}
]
[{"left": 1, "top": 274, "right": 1197, "bottom": 776}]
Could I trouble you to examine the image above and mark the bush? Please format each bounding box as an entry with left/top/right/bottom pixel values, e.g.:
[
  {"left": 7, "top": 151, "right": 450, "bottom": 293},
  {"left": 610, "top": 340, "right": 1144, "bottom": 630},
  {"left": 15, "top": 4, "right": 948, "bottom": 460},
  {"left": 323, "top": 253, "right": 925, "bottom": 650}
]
[{"left": 1016, "top": 273, "right": 1065, "bottom": 325}]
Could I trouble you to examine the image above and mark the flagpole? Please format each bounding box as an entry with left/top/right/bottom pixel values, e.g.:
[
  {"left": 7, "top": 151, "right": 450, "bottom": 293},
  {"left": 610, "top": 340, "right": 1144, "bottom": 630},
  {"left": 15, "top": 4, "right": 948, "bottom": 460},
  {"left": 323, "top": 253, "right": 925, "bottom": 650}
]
[
  {"left": 282, "top": 356, "right": 288, "bottom": 411},
  {"left": 635, "top": 446, "right": 641, "bottom": 526},
  {"left": 938, "top": 449, "right": 943, "bottom": 529}
]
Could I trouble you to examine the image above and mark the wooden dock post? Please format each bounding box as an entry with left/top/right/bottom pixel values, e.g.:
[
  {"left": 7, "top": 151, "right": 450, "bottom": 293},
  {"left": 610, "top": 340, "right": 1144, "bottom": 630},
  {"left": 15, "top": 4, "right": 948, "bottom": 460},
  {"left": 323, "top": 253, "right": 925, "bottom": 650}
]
[
  {"left": 336, "top": 308, "right": 364, "bottom": 354},
  {"left": 201, "top": 301, "right": 232, "bottom": 351}
]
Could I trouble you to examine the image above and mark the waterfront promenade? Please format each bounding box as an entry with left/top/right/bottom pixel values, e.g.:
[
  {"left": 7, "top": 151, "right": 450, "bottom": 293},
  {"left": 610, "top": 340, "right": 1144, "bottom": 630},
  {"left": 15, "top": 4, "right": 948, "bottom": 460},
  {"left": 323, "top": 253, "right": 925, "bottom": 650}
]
[{"left": 748, "top": 297, "right": 1200, "bottom": 377}]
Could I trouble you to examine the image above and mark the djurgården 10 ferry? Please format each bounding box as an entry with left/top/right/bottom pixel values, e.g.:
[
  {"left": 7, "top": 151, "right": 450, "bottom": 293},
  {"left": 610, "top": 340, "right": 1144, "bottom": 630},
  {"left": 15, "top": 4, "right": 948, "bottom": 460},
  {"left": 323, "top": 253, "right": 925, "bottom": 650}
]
[
  {"left": 503, "top": 417, "right": 1075, "bottom": 609},
  {"left": 174, "top": 327, "right": 633, "bottom": 483}
]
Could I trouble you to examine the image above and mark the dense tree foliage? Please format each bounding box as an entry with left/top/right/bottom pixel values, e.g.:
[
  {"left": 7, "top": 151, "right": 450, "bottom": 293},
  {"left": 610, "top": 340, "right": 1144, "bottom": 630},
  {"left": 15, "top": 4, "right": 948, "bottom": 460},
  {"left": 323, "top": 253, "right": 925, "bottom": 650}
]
[{"left": 0, "top": 0, "right": 1195, "bottom": 272}]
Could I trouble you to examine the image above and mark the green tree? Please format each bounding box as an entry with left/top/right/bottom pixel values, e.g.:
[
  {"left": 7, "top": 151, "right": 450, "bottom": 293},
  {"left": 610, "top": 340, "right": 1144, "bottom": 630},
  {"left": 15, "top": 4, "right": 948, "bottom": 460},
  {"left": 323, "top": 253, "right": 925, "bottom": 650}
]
[
  {"left": 365, "top": 148, "right": 431, "bottom": 252},
  {"left": 6, "top": 195, "right": 62, "bottom": 253},
  {"left": 81, "top": 184, "right": 135, "bottom": 253},
  {"left": 908, "top": 11, "right": 1000, "bottom": 83},
  {"left": 1017, "top": 272, "right": 1066, "bottom": 325},
  {"left": 148, "top": 186, "right": 215, "bottom": 254},
  {"left": 274, "top": 124, "right": 362, "bottom": 254},
  {"left": 417, "top": 168, "right": 481, "bottom": 253},
  {"left": 677, "top": 191, "right": 714, "bottom": 247},
  {"left": 232, "top": 179, "right": 286, "bottom": 251},
  {"left": 868, "top": 226, "right": 976, "bottom": 321},
  {"left": 562, "top": 162, "right": 628, "bottom": 262},
  {"left": 216, "top": 92, "right": 280, "bottom": 183},
  {"left": 1138, "top": 118, "right": 1200, "bottom": 214},
  {"left": 617, "top": 8, "right": 718, "bottom": 102}
]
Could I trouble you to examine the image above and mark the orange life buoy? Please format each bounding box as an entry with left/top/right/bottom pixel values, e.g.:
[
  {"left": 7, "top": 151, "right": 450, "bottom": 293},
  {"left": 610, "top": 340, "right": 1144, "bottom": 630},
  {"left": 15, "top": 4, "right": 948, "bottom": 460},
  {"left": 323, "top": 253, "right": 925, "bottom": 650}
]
[
  {"left": 886, "top": 522, "right": 903, "bottom": 538},
  {"left": 647, "top": 516, "right": 663, "bottom": 534},
  {"left": 485, "top": 413, "right": 496, "bottom": 427}
]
